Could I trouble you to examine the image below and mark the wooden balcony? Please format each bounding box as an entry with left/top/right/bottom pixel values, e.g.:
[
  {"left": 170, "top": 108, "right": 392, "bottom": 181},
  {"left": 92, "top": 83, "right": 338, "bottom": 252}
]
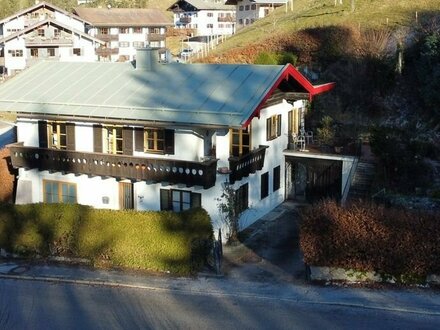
[
  {"left": 179, "top": 17, "right": 192, "bottom": 24},
  {"left": 96, "top": 34, "right": 119, "bottom": 42},
  {"left": 96, "top": 47, "right": 119, "bottom": 56},
  {"left": 228, "top": 145, "right": 269, "bottom": 184},
  {"left": 25, "top": 37, "right": 73, "bottom": 47},
  {"left": 218, "top": 16, "right": 235, "bottom": 22},
  {"left": 146, "top": 33, "right": 166, "bottom": 42},
  {"left": 8, "top": 143, "right": 218, "bottom": 189}
]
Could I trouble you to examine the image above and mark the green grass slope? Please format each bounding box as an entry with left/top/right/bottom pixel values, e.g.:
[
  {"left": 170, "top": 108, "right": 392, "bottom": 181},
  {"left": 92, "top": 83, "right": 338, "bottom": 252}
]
[{"left": 204, "top": 0, "right": 439, "bottom": 63}]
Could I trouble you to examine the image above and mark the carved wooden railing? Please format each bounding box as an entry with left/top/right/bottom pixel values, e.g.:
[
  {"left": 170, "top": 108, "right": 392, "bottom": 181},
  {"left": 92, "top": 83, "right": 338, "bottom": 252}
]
[
  {"left": 8, "top": 143, "right": 218, "bottom": 189},
  {"left": 228, "top": 145, "right": 268, "bottom": 184}
]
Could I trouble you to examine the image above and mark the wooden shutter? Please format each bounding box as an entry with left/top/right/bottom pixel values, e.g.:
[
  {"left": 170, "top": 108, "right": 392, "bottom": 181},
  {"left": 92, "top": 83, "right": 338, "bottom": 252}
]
[
  {"left": 66, "top": 123, "right": 75, "bottom": 151},
  {"left": 277, "top": 114, "right": 282, "bottom": 137},
  {"left": 134, "top": 127, "right": 144, "bottom": 152},
  {"left": 122, "top": 127, "right": 133, "bottom": 155},
  {"left": 160, "top": 189, "right": 171, "bottom": 210},
  {"left": 93, "top": 125, "right": 103, "bottom": 153},
  {"left": 38, "top": 120, "right": 48, "bottom": 148},
  {"left": 266, "top": 118, "right": 271, "bottom": 141},
  {"left": 164, "top": 129, "right": 175, "bottom": 155},
  {"left": 191, "top": 192, "right": 202, "bottom": 208}
]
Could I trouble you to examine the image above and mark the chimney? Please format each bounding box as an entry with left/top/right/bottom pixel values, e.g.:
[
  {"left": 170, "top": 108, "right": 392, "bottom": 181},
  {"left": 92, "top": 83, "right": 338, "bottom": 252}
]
[{"left": 135, "top": 47, "right": 159, "bottom": 71}]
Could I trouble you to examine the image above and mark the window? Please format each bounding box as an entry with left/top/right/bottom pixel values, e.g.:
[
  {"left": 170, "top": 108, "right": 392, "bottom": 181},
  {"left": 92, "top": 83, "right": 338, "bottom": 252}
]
[
  {"left": 73, "top": 48, "right": 81, "bottom": 56},
  {"left": 8, "top": 49, "right": 23, "bottom": 57},
  {"left": 43, "top": 180, "right": 77, "bottom": 204},
  {"left": 133, "top": 27, "right": 142, "bottom": 33},
  {"left": 144, "top": 128, "right": 165, "bottom": 153},
  {"left": 37, "top": 28, "right": 45, "bottom": 37},
  {"left": 207, "top": 24, "right": 213, "bottom": 28},
  {"left": 103, "top": 125, "right": 123, "bottom": 154},
  {"left": 238, "top": 19, "right": 243, "bottom": 25},
  {"left": 251, "top": 4, "right": 257, "bottom": 10},
  {"left": 149, "top": 41, "right": 160, "bottom": 47},
  {"left": 239, "top": 5, "right": 244, "bottom": 11},
  {"left": 119, "top": 41, "right": 130, "bottom": 47},
  {"left": 119, "top": 27, "right": 128, "bottom": 34},
  {"left": 288, "top": 108, "right": 300, "bottom": 135},
  {"left": 149, "top": 27, "right": 160, "bottom": 34},
  {"left": 99, "top": 28, "right": 109, "bottom": 35},
  {"left": 230, "top": 126, "right": 251, "bottom": 157},
  {"left": 135, "top": 127, "right": 174, "bottom": 154},
  {"left": 261, "top": 172, "right": 269, "bottom": 199},
  {"left": 54, "top": 28, "right": 60, "bottom": 37},
  {"left": 47, "top": 48, "right": 55, "bottom": 57},
  {"left": 219, "top": 24, "right": 224, "bottom": 28},
  {"left": 160, "top": 189, "right": 201, "bottom": 212},
  {"left": 266, "top": 114, "right": 281, "bottom": 140},
  {"left": 235, "top": 183, "right": 249, "bottom": 214},
  {"left": 48, "top": 122, "right": 67, "bottom": 149},
  {"left": 245, "top": 5, "right": 250, "bottom": 10},
  {"left": 273, "top": 165, "right": 280, "bottom": 192},
  {"left": 30, "top": 48, "right": 38, "bottom": 57},
  {"left": 207, "top": 12, "right": 213, "bottom": 17}
]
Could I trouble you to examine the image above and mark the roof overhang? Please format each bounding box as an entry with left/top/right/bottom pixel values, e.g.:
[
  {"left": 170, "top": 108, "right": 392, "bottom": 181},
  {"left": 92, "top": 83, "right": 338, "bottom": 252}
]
[{"left": 242, "top": 64, "right": 335, "bottom": 127}]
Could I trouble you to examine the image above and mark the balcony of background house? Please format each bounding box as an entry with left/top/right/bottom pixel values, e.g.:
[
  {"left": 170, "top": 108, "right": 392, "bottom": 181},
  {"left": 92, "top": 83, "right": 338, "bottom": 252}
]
[
  {"left": 95, "top": 34, "right": 119, "bottom": 42},
  {"left": 228, "top": 145, "right": 269, "bottom": 184},
  {"left": 7, "top": 143, "right": 219, "bottom": 189},
  {"left": 146, "top": 33, "right": 165, "bottom": 42},
  {"left": 179, "top": 17, "right": 192, "bottom": 24},
  {"left": 218, "top": 15, "right": 235, "bottom": 22},
  {"left": 25, "top": 36, "right": 74, "bottom": 47},
  {"left": 95, "top": 47, "right": 119, "bottom": 56}
]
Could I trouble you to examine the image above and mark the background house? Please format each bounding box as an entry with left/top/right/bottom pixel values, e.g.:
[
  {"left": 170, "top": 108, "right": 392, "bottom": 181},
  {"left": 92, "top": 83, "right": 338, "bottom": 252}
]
[
  {"left": 0, "top": 48, "right": 340, "bottom": 235},
  {"left": 168, "top": 0, "right": 236, "bottom": 37},
  {"left": 0, "top": 1, "right": 102, "bottom": 76},
  {"left": 225, "top": 0, "right": 287, "bottom": 29},
  {"left": 73, "top": 7, "right": 173, "bottom": 62}
]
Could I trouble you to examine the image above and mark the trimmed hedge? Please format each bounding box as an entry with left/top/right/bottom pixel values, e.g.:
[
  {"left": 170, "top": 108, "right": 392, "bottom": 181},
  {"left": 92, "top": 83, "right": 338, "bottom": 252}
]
[
  {"left": 0, "top": 203, "right": 213, "bottom": 275},
  {"left": 300, "top": 199, "right": 440, "bottom": 279}
]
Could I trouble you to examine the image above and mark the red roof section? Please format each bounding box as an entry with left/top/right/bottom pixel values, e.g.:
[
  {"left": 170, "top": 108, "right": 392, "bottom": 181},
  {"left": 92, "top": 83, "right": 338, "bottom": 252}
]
[{"left": 243, "top": 64, "right": 335, "bottom": 127}]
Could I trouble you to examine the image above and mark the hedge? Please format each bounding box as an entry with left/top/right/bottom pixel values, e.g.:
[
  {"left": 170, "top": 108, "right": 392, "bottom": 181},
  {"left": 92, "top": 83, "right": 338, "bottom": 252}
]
[
  {"left": 0, "top": 203, "right": 213, "bottom": 275},
  {"left": 300, "top": 199, "right": 440, "bottom": 279}
]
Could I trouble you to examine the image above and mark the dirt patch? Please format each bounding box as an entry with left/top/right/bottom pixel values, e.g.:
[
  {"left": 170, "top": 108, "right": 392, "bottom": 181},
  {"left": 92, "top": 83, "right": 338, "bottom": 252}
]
[{"left": 221, "top": 202, "right": 308, "bottom": 284}]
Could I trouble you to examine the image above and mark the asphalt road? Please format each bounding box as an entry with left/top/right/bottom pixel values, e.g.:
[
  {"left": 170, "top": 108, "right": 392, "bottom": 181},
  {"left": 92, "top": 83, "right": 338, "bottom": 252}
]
[{"left": 1, "top": 278, "right": 439, "bottom": 330}]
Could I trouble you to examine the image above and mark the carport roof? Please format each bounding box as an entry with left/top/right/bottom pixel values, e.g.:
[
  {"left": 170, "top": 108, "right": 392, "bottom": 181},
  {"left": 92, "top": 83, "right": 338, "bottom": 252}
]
[{"left": 0, "top": 59, "right": 334, "bottom": 128}]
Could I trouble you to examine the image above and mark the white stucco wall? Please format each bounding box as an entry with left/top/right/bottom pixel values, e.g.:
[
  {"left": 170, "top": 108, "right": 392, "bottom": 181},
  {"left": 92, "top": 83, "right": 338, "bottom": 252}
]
[{"left": 14, "top": 99, "right": 295, "bottom": 236}]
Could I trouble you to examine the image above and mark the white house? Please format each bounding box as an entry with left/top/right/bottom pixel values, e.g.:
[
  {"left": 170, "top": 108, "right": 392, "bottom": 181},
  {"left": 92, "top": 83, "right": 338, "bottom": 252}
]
[
  {"left": 0, "top": 1, "right": 103, "bottom": 76},
  {"left": 73, "top": 7, "right": 173, "bottom": 62},
  {"left": 0, "top": 48, "right": 355, "bottom": 236},
  {"left": 225, "top": 0, "right": 287, "bottom": 29},
  {"left": 168, "top": 0, "right": 236, "bottom": 37}
]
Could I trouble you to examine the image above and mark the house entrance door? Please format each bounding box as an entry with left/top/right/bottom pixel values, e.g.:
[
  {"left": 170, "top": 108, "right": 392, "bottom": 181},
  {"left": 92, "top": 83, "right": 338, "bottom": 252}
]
[{"left": 119, "top": 182, "right": 134, "bottom": 209}]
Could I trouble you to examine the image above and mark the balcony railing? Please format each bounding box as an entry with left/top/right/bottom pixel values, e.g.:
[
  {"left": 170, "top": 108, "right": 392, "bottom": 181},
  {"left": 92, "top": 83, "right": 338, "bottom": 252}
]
[
  {"left": 146, "top": 33, "right": 165, "bottom": 42},
  {"left": 96, "top": 47, "right": 119, "bottom": 56},
  {"left": 96, "top": 34, "right": 119, "bottom": 42},
  {"left": 179, "top": 17, "right": 192, "bottom": 24},
  {"left": 228, "top": 145, "right": 269, "bottom": 184},
  {"left": 8, "top": 143, "right": 218, "bottom": 189},
  {"left": 25, "top": 37, "right": 73, "bottom": 47},
  {"left": 218, "top": 16, "right": 235, "bottom": 22}
]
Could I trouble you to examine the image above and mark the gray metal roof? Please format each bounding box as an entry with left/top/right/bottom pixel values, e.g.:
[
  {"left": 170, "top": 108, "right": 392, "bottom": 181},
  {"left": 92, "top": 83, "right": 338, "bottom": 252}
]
[
  {"left": 0, "top": 60, "right": 286, "bottom": 128},
  {"left": 168, "top": 0, "right": 235, "bottom": 11}
]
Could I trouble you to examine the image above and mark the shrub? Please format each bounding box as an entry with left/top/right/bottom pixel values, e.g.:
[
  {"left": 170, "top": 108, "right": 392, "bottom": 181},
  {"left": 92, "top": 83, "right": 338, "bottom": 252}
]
[
  {"left": 300, "top": 199, "right": 440, "bottom": 280},
  {"left": 0, "top": 203, "right": 213, "bottom": 275}
]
